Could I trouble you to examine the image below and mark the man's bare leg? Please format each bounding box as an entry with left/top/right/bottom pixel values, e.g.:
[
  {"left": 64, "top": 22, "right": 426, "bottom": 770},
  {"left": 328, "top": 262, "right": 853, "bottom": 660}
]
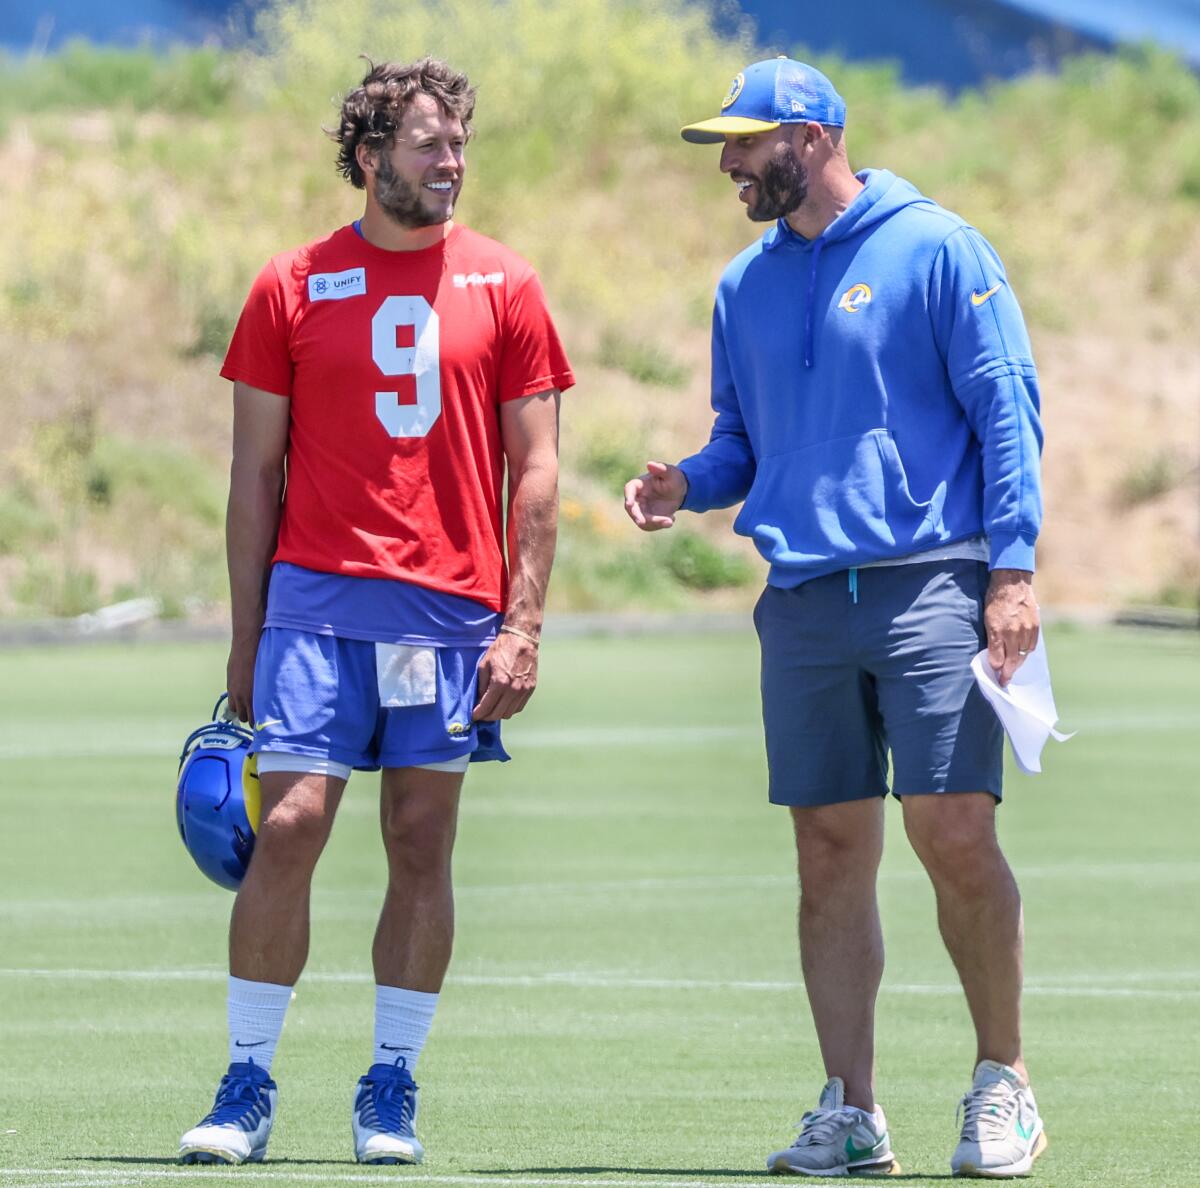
[
  {"left": 373, "top": 767, "right": 464, "bottom": 991},
  {"left": 230, "top": 770, "right": 346, "bottom": 984},
  {"left": 791, "top": 796, "right": 886, "bottom": 1112},
  {"left": 902, "top": 791, "right": 1025, "bottom": 1079}
]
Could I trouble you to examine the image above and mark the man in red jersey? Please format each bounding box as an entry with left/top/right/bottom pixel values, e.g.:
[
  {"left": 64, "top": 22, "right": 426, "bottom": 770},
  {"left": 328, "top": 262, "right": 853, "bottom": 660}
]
[{"left": 178, "top": 58, "right": 573, "bottom": 1167}]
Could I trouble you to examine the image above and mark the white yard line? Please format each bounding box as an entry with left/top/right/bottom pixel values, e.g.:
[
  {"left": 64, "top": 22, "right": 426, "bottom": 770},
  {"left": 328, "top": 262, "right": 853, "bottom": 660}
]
[
  {"left": 0, "top": 966, "right": 1195, "bottom": 999},
  {"left": 459, "top": 863, "right": 1200, "bottom": 889},
  {"left": 4, "top": 1180, "right": 146, "bottom": 1188},
  {"left": 3, "top": 1180, "right": 143, "bottom": 1188},
  {"left": 1, "top": 1171, "right": 757, "bottom": 1187}
]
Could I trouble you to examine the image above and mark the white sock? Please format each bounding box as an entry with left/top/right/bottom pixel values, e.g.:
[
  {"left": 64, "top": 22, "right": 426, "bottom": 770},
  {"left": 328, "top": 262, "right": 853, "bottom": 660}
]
[
  {"left": 228, "top": 975, "right": 293, "bottom": 1073},
  {"left": 373, "top": 985, "right": 438, "bottom": 1073}
]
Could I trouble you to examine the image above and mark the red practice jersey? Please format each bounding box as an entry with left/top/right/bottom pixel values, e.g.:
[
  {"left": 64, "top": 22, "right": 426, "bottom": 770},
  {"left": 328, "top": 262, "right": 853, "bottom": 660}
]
[{"left": 222, "top": 224, "right": 574, "bottom": 611}]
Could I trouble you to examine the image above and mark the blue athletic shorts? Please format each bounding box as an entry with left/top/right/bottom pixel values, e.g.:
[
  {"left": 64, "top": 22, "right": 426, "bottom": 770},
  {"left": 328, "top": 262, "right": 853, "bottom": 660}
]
[
  {"left": 250, "top": 627, "right": 509, "bottom": 771},
  {"left": 753, "top": 560, "right": 1002, "bottom": 807}
]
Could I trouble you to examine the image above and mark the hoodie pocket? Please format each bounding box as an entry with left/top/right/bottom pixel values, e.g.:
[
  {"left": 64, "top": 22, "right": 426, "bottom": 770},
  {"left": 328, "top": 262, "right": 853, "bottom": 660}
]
[{"left": 732, "top": 429, "right": 946, "bottom": 568}]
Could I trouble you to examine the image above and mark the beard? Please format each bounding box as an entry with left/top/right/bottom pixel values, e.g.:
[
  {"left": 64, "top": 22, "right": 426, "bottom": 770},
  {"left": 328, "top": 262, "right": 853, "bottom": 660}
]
[
  {"left": 746, "top": 144, "right": 808, "bottom": 222},
  {"left": 375, "top": 153, "right": 455, "bottom": 228}
]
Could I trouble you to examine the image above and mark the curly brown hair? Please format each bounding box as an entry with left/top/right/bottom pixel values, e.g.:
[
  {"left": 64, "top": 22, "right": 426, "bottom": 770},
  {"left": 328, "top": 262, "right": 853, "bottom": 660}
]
[{"left": 330, "top": 57, "right": 476, "bottom": 189}]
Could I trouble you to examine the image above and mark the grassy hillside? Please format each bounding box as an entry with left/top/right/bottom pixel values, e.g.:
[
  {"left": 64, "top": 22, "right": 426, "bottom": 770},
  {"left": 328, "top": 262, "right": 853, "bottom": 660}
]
[{"left": 0, "top": 0, "right": 1197, "bottom": 617}]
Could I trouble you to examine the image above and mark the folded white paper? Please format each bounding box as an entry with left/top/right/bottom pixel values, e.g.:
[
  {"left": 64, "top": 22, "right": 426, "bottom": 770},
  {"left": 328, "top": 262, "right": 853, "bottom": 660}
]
[{"left": 970, "top": 636, "right": 1074, "bottom": 774}]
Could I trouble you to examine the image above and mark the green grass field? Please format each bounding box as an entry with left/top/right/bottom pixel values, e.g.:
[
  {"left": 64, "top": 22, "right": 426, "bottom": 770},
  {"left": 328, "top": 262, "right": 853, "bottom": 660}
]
[{"left": 1, "top": 624, "right": 1197, "bottom": 1187}]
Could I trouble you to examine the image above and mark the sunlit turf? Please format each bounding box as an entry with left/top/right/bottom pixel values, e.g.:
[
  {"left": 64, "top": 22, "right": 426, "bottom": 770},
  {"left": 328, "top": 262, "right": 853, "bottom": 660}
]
[{"left": 0, "top": 624, "right": 1197, "bottom": 1186}]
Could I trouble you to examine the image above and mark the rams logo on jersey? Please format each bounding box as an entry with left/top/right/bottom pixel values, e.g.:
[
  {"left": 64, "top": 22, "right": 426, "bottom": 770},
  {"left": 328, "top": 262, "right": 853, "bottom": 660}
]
[
  {"left": 721, "top": 72, "right": 745, "bottom": 110},
  {"left": 838, "top": 283, "right": 873, "bottom": 313}
]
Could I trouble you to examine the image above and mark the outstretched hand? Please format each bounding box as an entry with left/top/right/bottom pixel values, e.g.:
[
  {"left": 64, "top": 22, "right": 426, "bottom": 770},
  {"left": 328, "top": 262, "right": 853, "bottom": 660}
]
[{"left": 623, "top": 460, "right": 688, "bottom": 531}]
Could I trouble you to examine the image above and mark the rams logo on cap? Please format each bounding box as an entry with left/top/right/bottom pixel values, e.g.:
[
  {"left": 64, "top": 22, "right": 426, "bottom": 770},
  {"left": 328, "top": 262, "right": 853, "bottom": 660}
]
[
  {"left": 721, "top": 72, "right": 745, "bottom": 110},
  {"left": 838, "top": 283, "right": 873, "bottom": 313}
]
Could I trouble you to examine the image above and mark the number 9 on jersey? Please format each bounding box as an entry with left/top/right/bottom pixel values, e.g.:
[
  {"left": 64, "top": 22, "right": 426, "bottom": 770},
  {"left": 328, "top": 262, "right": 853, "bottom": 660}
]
[{"left": 372, "top": 294, "right": 442, "bottom": 438}]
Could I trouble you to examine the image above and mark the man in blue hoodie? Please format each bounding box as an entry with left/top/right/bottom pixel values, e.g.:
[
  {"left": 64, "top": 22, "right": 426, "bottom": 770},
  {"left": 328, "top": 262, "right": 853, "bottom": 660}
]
[{"left": 625, "top": 59, "right": 1046, "bottom": 1179}]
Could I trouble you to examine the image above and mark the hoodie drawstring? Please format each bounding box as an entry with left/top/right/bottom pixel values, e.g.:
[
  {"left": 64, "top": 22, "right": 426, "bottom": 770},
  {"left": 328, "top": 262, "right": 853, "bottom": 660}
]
[
  {"left": 804, "top": 237, "right": 825, "bottom": 369},
  {"left": 848, "top": 567, "right": 859, "bottom": 604}
]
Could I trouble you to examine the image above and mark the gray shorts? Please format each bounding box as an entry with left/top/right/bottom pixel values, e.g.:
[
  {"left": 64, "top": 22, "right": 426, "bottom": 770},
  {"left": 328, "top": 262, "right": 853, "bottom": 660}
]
[{"left": 753, "top": 560, "right": 1003, "bottom": 807}]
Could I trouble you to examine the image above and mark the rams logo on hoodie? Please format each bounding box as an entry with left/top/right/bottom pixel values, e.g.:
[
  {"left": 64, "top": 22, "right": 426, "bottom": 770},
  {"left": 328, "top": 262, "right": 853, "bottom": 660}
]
[{"left": 838, "top": 283, "right": 873, "bottom": 313}]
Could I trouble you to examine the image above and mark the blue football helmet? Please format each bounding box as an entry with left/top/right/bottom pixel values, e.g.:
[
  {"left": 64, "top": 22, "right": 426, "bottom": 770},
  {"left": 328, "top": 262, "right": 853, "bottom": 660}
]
[{"left": 176, "top": 694, "right": 260, "bottom": 891}]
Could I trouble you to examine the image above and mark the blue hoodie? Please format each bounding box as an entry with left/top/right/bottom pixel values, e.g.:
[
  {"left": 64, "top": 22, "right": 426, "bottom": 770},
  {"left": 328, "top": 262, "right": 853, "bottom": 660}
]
[{"left": 678, "top": 169, "right": 1043, "bottom": 583}]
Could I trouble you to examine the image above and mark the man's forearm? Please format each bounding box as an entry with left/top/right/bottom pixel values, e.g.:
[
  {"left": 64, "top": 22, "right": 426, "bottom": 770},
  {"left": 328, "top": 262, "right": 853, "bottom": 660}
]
[
  {"left": 226, "top": 466, "right": 284, "bottom": 644},
  {"left": 503, "top": 456, "right": 558, "bottom": 637}
]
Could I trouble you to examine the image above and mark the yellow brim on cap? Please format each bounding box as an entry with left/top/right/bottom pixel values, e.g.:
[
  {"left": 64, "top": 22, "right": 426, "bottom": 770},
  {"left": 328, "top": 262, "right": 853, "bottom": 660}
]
[{"left": 679, "top": 116, "right": 782, "bottom": 144}]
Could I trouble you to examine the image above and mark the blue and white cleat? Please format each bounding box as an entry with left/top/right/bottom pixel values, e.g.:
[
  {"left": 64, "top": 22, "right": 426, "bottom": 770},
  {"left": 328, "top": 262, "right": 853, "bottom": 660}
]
[
  {"left": 352, "top": 1058, "right": 424, "bottom": 1165},
  {"left": 178, "top": 1060, "right": 277, "bottom": 1165}
]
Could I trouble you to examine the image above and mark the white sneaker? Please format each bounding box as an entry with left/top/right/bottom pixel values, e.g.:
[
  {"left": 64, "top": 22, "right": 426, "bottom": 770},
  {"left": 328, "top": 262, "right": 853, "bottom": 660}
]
[
  {"left": 767, "top": 1077, "right": 899, "bottom": 1176},
  {"left": 951, "top": 1060, "right": 1048, "bottom": 1177},
  {"left": 178, "top": 1060, "right": 277, "bottom": 1165}
]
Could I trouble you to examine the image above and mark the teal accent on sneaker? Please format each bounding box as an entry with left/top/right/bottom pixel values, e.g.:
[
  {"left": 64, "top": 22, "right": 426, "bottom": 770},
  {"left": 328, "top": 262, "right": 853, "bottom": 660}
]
[
  {"left": 951, "top": 1061, "right": 1047, "bottom": 1178},
  {"left": 845, "top": 1135, "right": 887, "bottom": 1162},
  {"left": 768, "top": 1079, "right": 897, "bottom": 1176}
]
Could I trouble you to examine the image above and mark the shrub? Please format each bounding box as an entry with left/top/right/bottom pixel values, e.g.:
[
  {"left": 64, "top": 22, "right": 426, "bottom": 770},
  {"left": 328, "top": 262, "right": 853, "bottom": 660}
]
[
  {"left": 87, "top": 436, "right": 225, "bottom": 529},
  {"left": 598, "top": 331, "right": 690, "bottom": 389},
  {"left": 575, "top": 431, "right": 649, "bottom": 495},
  {"left": 0, "top": 487, "right": 54, "bottom": 556},
  {"left": 662, "top": 530, "right": 754, "bottom": 590},
  {"left": 14, "top": 557, "right": 100, "bottom": 617},
  {"left": 1114, "top": 451, "right": 1184, "bottom": 508},
  {"left": 0, "top": 42, "right": 240, "bottom": 116}
]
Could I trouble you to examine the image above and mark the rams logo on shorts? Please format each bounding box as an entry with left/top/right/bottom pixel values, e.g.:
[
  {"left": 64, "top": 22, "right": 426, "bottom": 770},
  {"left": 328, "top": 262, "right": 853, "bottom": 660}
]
[
  {"left": 721, "top": 72, "right": 745, "bottom": 110},
  {"left": 838, "top": 283, "right": 873, "bottom": 313},
  {"left": 447, "top": 722, "right": 470, "bottom": 737}
]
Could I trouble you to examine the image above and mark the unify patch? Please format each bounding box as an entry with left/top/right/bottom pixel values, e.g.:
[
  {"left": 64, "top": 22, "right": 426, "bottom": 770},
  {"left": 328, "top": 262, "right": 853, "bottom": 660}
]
[{"left": 308, "top": 267, "right": 367, "bottom": 302}]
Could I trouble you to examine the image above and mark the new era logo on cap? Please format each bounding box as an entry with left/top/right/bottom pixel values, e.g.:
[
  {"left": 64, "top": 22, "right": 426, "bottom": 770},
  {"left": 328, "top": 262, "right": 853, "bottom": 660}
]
[{"left": 681, "top": 57, "right": 847, "bottom": 144}]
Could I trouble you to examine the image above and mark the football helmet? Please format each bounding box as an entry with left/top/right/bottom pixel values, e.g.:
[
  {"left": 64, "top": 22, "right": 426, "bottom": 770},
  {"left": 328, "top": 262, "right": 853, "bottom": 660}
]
[{"left": 176, "top": 694, "right": 260, "bottom": 890}]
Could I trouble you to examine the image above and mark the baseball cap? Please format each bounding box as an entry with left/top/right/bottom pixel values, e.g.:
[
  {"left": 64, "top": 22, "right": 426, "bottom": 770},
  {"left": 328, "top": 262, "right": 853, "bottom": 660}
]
[{"left": 680, "top": 57, "right": 846, "bottom": 144}]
